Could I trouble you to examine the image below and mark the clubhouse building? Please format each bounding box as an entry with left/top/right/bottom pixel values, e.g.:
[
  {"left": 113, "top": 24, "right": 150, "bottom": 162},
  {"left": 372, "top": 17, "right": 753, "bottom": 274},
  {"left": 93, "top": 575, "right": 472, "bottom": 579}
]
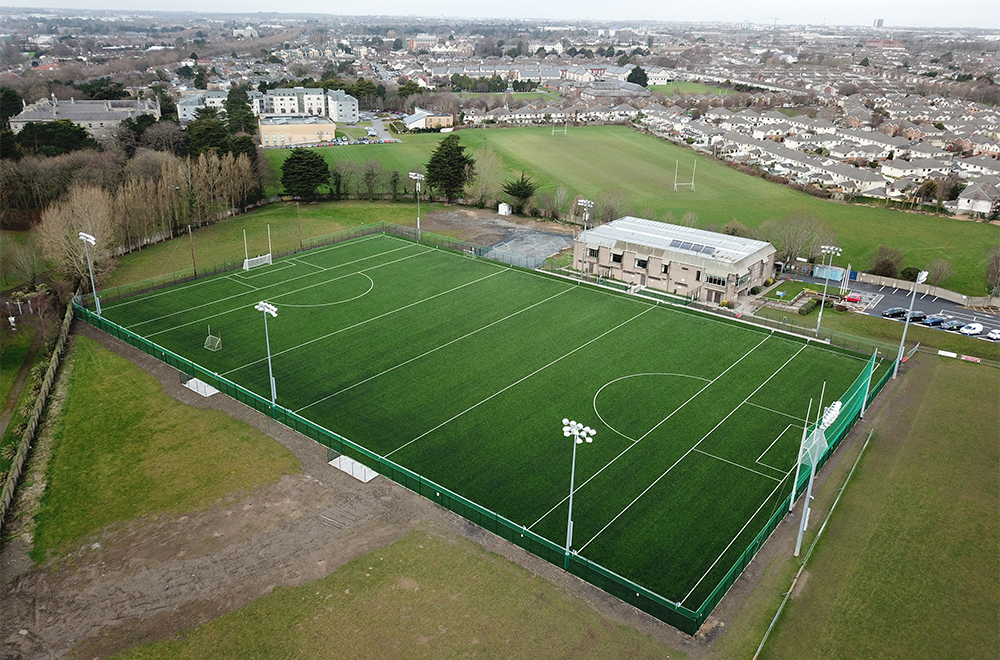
[{"left": 573, "top": 217, "right": 777, "bottom": 303}]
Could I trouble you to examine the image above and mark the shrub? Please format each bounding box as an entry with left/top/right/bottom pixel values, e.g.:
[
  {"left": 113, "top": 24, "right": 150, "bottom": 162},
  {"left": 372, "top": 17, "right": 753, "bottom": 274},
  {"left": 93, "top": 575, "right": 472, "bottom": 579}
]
[
  {"left": 764, "top": 278, "right": 774, "bottom": 286},
  {"left": 798, "top": 299, "right": 818, "bottom": 315},
  {"left": 899, "top": 266, "right": 920, "bottom": 281},
  {"left": 750, "top": 285, "right": 762, "bottom": 295}
]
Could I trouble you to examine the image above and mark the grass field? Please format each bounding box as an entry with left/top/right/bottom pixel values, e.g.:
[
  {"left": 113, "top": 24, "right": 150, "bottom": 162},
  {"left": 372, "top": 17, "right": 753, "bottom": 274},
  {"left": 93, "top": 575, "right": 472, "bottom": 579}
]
[
  {"left": 112, "top": 529, "right": 679, "bottom": 660},
  {"left": 263, "top": 126, "right": 999, "bottom": 295},
  {"left": 96, "top": 234, "right": 880, "bottom": 617},
  {"left": 29, "top": 336, "right": 300, "bottom": 562},
  {"left": 457, "top": 90, "right": 562, "bottom": 103},
  {"left": 0, "top": 325, "right": 33, "bottom": 406},
  {"left": 760, "top": 356, "right": 1000, "bottom": 660},
  {"left": 763, "top": 280, "right": 823, "bottom": 301},
  {"left": 648, "top": 82, "right": 733, "bottom": 96}
]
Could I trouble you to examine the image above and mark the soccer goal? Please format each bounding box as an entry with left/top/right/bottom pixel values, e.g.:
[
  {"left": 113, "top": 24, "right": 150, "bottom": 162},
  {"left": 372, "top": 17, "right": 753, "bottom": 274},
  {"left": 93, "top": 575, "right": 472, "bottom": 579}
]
[
  {"left": 242, "top": 226, "right": 273, "bottom": 270},
  {"left": 551, "top": 121, "right": 568, "bottom": 135},
  {"left": 204, "top": 325, "right": 222, "bottom": 351}
]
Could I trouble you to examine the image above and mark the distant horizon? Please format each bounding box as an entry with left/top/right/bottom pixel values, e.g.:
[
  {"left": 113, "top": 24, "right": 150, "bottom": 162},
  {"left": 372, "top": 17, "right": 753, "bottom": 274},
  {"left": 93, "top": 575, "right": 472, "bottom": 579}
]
[{"left": 3, "top": 1, "right": 1000, "bottom": 31}]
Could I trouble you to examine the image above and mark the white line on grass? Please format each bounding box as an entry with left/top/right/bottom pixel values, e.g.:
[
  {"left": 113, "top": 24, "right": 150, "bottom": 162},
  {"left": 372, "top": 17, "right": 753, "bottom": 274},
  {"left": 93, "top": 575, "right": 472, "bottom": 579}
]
[
  {"left": 234, "top": 260, "right": 297, "bottom": 279},
  {"left": 384, "top": 304, "right": 658, "bottom": 459},
  {"left": 142, "top": 248, "right": 433, "bottom": 336},
  {"left": 225, "top": 275, "right": 259, "bottom": 291},
  {"left": 222, "top": 268, "right": 511, "bottom": 376},
  {"left": 294, "top": 286, "right": 575, "bottom": 414},
  {"left": 756, "top": 424, "right": 794, "bottom": 469},
  {"left": 107, "top": 233, "right": 383, "bottom": 309},
  {"left": 592, "top": 373, "right": 713, "bottom": 443},
  {"left": 528, "top": 334, "right": 774, "bottom": 531},
  {"left": 745, "top": 401, "right": 808, "bottom": 423},
  {"left": 577, "top": 343, "right": 808, "bottom": 553},
  {"left": 291, "top": 258, "right": 325, "bottom": 271},
  {"left": 681, "top": 470, "right": 793, "bottom": 607},
  {"left": 277, "top": 273, "right": 375, "bottom": 308},
  {"left": 693, "top": 449, "right": 782, "bottom": 482}
]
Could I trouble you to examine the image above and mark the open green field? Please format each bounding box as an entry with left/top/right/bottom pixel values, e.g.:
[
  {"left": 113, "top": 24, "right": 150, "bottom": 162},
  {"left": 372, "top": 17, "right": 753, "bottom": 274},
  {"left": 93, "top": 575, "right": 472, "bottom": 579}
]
[
  {"left": 93, "top": 233, "right": 879, "bottom": 623},
  {"left": 457, "top": 90, "right": 562, "bottom": 103},
  {"left": 112, "top": 529, "right": 677, "bottom": 660},
  {"left": 763, "top": 280, "right": 823, "bottom": 301},
  {"left": 30, "top": 335, "right": 300, "bottom": 562},
  {"left": 648, "top": 82, "right": 733, "bottom": 96},
  {"left": 263, "top": 126, "right": 999, "bottom": 295},
  {"left": 760, "top": 356, "right": 1000, "bottom": 660}
]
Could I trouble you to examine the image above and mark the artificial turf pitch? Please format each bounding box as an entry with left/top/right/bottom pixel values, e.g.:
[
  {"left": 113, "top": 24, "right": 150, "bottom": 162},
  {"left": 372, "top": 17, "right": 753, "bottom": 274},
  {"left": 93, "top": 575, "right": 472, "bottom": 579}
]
[{"left": 101, "top": 233, "right": 874, "bottom": 615}]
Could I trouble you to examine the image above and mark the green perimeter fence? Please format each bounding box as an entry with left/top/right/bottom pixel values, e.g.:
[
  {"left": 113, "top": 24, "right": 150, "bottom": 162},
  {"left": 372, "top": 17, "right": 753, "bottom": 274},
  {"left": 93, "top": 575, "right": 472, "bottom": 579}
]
[{"left": 74, "top": 230, "right": 894, "bottom": 635}]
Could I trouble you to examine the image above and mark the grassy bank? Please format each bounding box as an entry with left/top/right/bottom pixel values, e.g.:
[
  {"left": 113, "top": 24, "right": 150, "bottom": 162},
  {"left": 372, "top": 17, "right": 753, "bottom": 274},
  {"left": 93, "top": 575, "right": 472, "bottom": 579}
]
[
  {"left": 648, "top": 81, "right": 733, "bottom": 96},
  {"left": 30, "top": 336, "right": 300, "bottom": 562},
  {"left": 112, "top": 530, "right": 680, "bottom": 660}
]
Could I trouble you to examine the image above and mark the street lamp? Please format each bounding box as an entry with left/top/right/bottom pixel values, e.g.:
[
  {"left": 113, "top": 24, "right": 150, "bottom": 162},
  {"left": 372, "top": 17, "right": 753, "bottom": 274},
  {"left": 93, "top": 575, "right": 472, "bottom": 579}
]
[
  {"left": 794, "top": 391, "right": 841, "bottom": 557},
  {"left": 254, "top": 301, "right": 278, "bottom": 406},
  {"left": 893, "top": 269, "right": 928, "bottom": 379},
  {"left": 577, "top": 199, "right": 594, "bottom": 280},
  {"left": 409, "top": 172, "right": 425, "bottom": 241},
  {"left": 78, "top": 232, "right": 102, "bottom": 316},
  {"left": 814, "top": 245, "right": 842, "bottom": 337},
  {"left": 562, "top": 418, "right": 595, "bottom": 569}
]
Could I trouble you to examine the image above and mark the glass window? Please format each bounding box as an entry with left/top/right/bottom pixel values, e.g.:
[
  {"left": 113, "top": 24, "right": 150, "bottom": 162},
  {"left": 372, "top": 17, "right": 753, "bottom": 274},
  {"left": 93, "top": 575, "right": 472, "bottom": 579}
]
[
  {"left": 696, "top": 271, "right": 701, "bottom": 281},
  {"left": 612, "top": 253, "right": 623, "bottom": 264},
  {"left": 588, "top": 248, "right": 599, "bottom": 258},
  {"left": 706, "top": 274, "right": 727, "bottom": 286},
  {"left": 636, "top": 259, "right": 648, "bottom": 269}
]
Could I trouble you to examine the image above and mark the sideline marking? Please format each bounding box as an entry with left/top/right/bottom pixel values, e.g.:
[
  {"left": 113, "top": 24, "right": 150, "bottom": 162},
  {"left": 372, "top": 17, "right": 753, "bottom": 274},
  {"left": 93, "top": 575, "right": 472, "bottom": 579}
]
[
  {"left": 693, "top": 449, "right": 782, "bottom": 482},
  {"left": 225, "top": 275, "right": 259, "bottom": 291}
]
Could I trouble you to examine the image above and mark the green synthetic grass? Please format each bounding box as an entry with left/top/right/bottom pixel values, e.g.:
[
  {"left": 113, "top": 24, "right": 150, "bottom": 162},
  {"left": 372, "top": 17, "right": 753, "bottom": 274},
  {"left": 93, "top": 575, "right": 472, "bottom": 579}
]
[
  {"left": 648, "top": 82, "right": 733, "bottom": 96},
  {"left": 760, "top": 357, "right": 1000, "bottom": 660},
  {"left": 99, "top": 234, "right": 875, "bottom": 614},
  {"left": 29, "top": 336, "right": 300, "bottom": 562},
  {"left": 105, "top": 201, "right": 445, "bottom": 288},
  {"left": 262, "top": 126, "right": 999, "bottom": 295},
  {"left": 111, "top": 530, "right": 680, "bottom": 660}
]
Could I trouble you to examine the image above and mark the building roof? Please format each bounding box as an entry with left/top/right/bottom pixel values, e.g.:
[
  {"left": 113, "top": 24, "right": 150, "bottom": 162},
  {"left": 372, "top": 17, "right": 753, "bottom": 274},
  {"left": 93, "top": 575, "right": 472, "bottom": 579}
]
[
  {"left": 259, "top": 115, "right": 335, "bottom": 126},
  {"left": 580, "top": 217, "right": 774, "bottom": 266}
]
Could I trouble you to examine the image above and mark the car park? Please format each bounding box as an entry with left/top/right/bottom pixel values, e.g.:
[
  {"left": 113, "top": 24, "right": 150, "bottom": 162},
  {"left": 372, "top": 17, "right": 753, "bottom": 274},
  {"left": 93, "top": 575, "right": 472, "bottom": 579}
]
[
  {"left": 844, "top": 293, "right": 861, "bottom": 303},
  {"left": 940, "top": 320, "right": 965, "bottom": 331},
  {"left": 988, "top": 329, "right": 1000, "bottom": 341},
  {"left": 922, "top": 315, "right": 947, "bottom": 326},
  {"left": 960, "top": 323, "right": 984, "bottom": 336},
  {"left": 881, "top": 307, "right": 907, "bottom": 318},
  {"left": 905, "top": 311, "right": 926, "bottom": 322}
]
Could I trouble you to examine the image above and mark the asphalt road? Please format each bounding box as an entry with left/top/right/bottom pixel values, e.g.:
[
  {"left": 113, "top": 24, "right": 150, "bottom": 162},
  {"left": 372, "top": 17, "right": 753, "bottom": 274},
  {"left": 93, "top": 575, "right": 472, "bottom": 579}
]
[{"left": 791, "top": 273, "right": 999, "bottom": 341}]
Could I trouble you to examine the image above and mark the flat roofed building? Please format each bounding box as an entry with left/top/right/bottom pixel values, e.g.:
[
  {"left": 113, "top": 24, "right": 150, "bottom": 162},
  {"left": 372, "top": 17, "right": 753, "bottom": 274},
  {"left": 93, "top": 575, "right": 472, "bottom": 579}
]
[
  {"left": 325, "top": 89, "right": 359, "bottom": 123},
  {"left": 259, "top": 115, "right": 336, "bottom": 148},
  {"left": 575, "top": 217, "right": 777, "bottom": 303}
]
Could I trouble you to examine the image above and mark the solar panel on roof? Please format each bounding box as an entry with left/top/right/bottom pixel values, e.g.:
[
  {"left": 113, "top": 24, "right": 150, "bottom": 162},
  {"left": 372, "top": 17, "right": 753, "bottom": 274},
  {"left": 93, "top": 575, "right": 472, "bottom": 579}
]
[
  {"left": 680, "top": 242, "right": 693, "bottom": 250},
  {"left": 701, "top": 245, "right": 716, "bottom": 254},
  {"left": 670, "top": 239, "right": 682, "bottom": 247}
]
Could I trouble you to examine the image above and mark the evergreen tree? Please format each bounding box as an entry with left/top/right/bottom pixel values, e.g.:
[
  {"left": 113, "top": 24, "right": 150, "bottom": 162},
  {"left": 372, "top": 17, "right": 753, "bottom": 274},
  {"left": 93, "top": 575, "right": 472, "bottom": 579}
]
[
  {"left": 502, "top": 172, "right": 540, "bottom": 214},
  {"left": 186, "top": 107, "right": 229, "bottom": 156},
  {"left": 281, "top": 149, "right": 329, "bottom": 199},
  {"left": 627, "top": 66, "right": 649, "bottom": 87},
  {"left": 225, "top": 86, "right": 256, "bottom": 135},
  {"left": 425, "top": 134, "right": 474, "bottom": 203}
]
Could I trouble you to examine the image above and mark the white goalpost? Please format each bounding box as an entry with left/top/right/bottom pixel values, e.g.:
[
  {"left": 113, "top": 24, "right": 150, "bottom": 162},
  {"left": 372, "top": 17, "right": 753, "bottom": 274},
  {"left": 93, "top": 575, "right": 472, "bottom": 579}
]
[
  {"left": 673, "top": 160, "right": 697, "bottom": 192},
  {"left": 204, "top": 325, "right": 222, "bottom": 351},
  {"left": 552, "top": 121, "right": 568, "bottom": 136},
  {"left": 243, "top": 225, "right": 273, "bottom": 270}
]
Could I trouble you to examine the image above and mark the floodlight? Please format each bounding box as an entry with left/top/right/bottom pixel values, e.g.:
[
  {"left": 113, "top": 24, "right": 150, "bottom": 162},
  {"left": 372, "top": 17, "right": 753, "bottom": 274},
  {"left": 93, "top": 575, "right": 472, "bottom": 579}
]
[
  {"left": 78, "top": 232, "right": 97, "bottom": 245},
  {"left": 255, "top": 301, "right": 278, "bottom": 317},
  {"left": 561, "top": 417, "right": 596, "bottom": 569}
]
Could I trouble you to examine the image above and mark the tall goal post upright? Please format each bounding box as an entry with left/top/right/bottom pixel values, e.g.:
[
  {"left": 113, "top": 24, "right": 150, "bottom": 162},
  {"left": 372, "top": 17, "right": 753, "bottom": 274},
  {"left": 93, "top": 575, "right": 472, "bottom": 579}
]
[
  {"left": 242, "top": 225, "right": 274, "bottom": 271},
  {"left": 673, "top": 160, "right": 697, "bottom": 192},
  {"left": 789, "top": 398, "right": 813, "bottom": 513}
]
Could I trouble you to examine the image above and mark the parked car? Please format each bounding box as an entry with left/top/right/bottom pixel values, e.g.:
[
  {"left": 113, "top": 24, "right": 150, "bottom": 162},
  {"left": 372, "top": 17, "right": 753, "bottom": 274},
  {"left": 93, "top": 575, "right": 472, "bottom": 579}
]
[
  {"left": 988, "top": 329, "right": 1000, "bottom": 341},
  {"left": 881, "top": 307, "right": 907, "bottom": 318},
  {"left": 940, "top": 319, "right": 965, "bottom": 331},
  {"left": 922, "top": 315, "right": 947, "bottom": 326},
  {"left": 906, "top": 311, "right": 926, "bottom": 322},
  {"left": 844, "top": 293, "right": 862, "bottom": 303},
  {"left": 960, "top": 323, "right": 984, "bottom": 336}
]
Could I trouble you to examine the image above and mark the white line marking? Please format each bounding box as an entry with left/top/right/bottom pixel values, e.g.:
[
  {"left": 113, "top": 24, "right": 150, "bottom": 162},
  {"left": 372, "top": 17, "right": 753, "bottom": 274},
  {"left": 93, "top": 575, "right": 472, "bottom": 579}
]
[
  {"left": 385, "top": 304, "right": 658, "bottom": 458},
  {"left": 529, "top": 334, "right": 773, "bottom": 531},
  {"left": 295, "top": 286, "right": 575, "bottom": 414},
  {"left": 223, "top": 268, "right": 510, "bottom": 376},
  {"left": 225, "top": 275, "right": 259, "bottom": 291},
  {"left": 592, "top": 373, "right": 712, "bottom": 443},
  {"left": 693, "top": 449, "right": 782, "bottom": 482},
  {"left": 277, "top": 273, "right": 375, "bottom": 308},
  {"left": 235, "top": 260, "right": 296, "bottom": 279},
  {"left": 107, "top": 233, "right": 383, "bottom": 309},
  {"left": 291, "top": 258, "right": 325, "bottom": 271},
  {"left": 756, "top": 424, "right": 793, "bottom": 465},
  {"left": 145, "top": 249, "right": 436, "bottom": 338},
  {"left": 577, "top": 343, "right": 807, "bottom": 552},
  {"left": 745, "top": 401, "right": 807, "bottom": 423}
]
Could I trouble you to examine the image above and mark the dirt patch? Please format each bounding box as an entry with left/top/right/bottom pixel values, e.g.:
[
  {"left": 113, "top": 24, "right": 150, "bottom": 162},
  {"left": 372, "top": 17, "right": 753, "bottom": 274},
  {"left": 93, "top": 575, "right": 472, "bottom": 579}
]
[
  {"left": 790, "top": 570, "right": 810, "bottom": 598},
  {"left": 420, "top": 207, "right": 576, "bottom": 247},
  {"left": 0, "top": 320, "right": 907, "bottom": 660}
]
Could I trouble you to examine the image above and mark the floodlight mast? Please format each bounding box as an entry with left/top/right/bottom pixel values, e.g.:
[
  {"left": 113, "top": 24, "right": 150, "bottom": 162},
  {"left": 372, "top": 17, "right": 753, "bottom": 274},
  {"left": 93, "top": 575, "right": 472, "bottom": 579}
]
[
  {"left": 409, "top": 172, "right": 425, "bottom": 241},
  {"left": 893, "top": 270, "right": 928, "bottom": 379},
  {"left": 794, "top": 384, "right": 842, "bottom": 557},
  {"left": 815, "top": 245, "right": 842, "bottom": 337},
  {"left": 577, "top": 199, "right": 593, "bottom": 280},
  {"left": 254, "top": 301, "right": 278, "bottom": 406},
  {"left": 562, "top": 418, "right": 595, "bottom": 569},
  {"left": 78, "top": 232, "right": 102, "bottom": 316}
]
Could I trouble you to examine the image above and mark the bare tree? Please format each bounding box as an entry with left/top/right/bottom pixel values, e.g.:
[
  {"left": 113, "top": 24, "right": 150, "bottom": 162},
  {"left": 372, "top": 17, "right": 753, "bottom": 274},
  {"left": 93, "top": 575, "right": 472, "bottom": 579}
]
[
  {"left": 987, "top": 247, "right": 1000, "bottom": 297},
  {"left": 679, "top": 211, "right": 699, "bottom": 227},
  {"left": 37, "top": 185, "right": 117, "bottom": 284},
  {"left": 468, "top": 146, "right": 504, "bottom": 208},
  {"left": 868, "top": 245, "right": 905, "bottom": 278},
  {"left": 925, "top": 258, "right": 955, "bottom": 293},
  {"left": 595, "top": 189, "right": 629, "bottom": 223},
  {"left": 1, "top": 238, "right": 46, "bottom": 287},
  {"left": 756, "top": 214, "right": 833, "bottom": 264},
  {"left": 361, "top": 160, "right": 384, "bottom": 200},
  {"left": 140, "top": 121, "right": 186, "bottom": 155}
]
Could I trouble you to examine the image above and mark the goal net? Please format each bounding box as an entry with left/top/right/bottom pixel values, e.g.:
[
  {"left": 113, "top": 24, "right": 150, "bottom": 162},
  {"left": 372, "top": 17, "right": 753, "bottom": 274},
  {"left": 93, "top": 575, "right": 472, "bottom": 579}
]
[
  {"left": 243, "top": 254, "right": 272, "bottom": 270},
  {"left": 204, "top": 326, "right": 222, "bottom": 351}
]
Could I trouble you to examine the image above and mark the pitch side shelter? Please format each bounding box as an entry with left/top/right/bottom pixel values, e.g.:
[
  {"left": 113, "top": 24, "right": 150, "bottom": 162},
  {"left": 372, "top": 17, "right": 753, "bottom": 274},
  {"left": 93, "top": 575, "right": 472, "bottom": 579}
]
[{"left": 574, "top": 217, "right": 777, "bottom": 303}]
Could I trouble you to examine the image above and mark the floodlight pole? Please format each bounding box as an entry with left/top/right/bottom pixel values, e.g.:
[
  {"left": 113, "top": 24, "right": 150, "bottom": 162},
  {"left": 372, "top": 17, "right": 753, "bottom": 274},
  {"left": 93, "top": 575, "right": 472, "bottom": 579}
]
[
  {"left": 577, "top": 199, "right": 593, "bottom": 280},
  {"left": 78, "top": 232, "right": 101, "bottom": 316},
  {"left": 562, "top": 418, "right": 595, "bottom": 569},
  {"left": 409, "top": 172, "right": 425, "bottom": 241},
  {"left": 815, "top": 245, "right": 842, "bottom": 337},
  {"left": 893, "top": 270, "right": 928, "bottom": 379},
  {"left": 255, "top": 301, "right": 278, "bottom": 406}
]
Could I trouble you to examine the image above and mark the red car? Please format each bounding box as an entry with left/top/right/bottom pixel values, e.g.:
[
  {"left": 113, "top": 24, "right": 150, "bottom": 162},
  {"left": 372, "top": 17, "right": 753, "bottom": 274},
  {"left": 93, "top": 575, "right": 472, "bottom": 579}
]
[{"left": 844, "top": 293, "right": 861, "bottom": 303}]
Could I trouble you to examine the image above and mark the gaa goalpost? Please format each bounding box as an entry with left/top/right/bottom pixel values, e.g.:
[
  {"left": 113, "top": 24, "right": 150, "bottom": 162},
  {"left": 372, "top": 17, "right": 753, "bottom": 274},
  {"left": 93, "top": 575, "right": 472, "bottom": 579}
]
[{"left": 243, "top": 225, "right": 273, "bottom": 270}]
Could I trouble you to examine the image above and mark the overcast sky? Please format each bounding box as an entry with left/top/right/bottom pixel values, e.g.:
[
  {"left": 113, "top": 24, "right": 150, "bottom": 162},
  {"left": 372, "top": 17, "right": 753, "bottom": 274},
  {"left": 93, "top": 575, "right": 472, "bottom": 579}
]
[{"left": 5, "top": 0, "right": 1000, "bottom": 30}]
